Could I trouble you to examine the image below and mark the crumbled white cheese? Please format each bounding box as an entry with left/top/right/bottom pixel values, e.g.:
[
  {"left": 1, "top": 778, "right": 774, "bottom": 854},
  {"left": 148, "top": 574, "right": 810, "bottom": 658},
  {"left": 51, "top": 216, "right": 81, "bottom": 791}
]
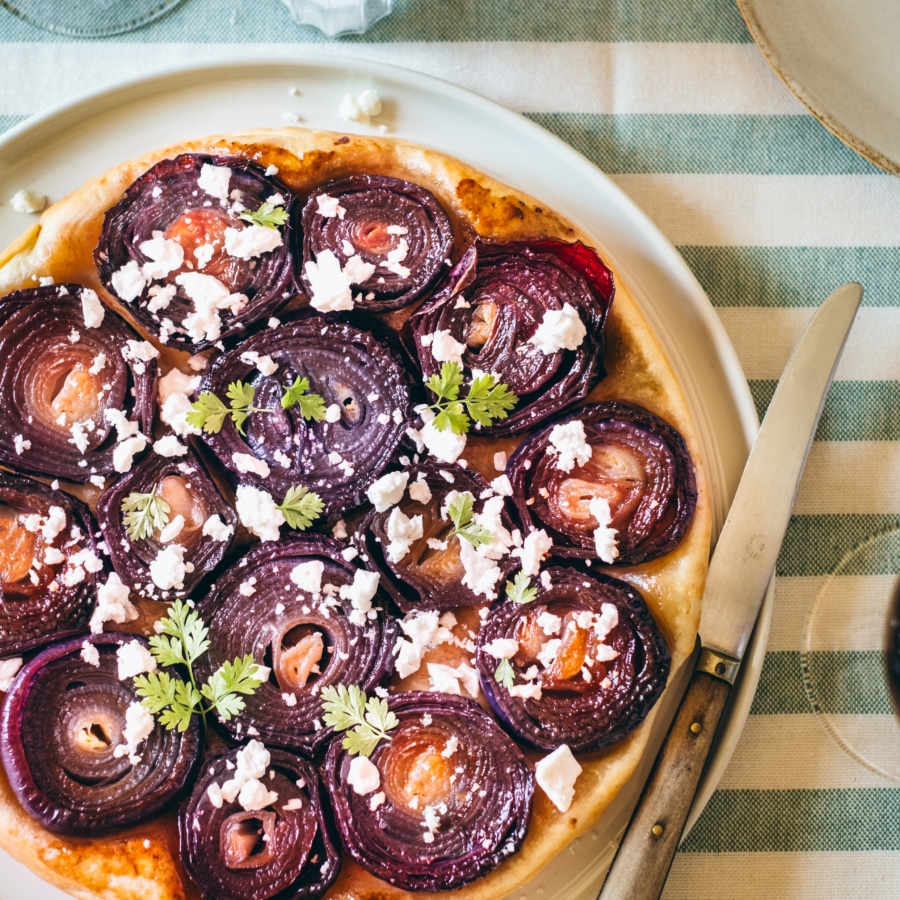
[
  {"left": 105, "top": 407, "right": 142, "bottom": 443},
  {"left": 90, "top": 572, "right": 139, "bottom": 633},
  {"left": 305, "top": 249, "right": 376, "bottom": 312},
  {"left": 339, "top": 569, "right": 381, "bottom": 626},
  {"left": 429, "top": 329, "right": 467, "bottom": 364},
  {"left": 482, "top": 638, "right": 519, "bottom": 660},
  {"left": 290, "top": 560, "right": 325, "bottom": 595},
  {"left": 177, "top": 272, "right": 248, "bottom": 345},
  {"left": 417, "top": 409, "right": 467, "bottom": 464},
  {"left": 13, "top": 434, "right": 31, "bottom": 455},
  {"left": 529, "top": 303, "right": 586, "bottom": 354},
  {"left": 147, "top": 283, "right": 177, "bottom": 313},
  {"left": 514, "top": 529, "right": 553, "bottom": 578},
  {"left": 427, "top": 661, "right": 480, "bottom": 697},
  {"left": 407, "top": 478, "right": 432, "bottom": 504},
  {"left": 385, "top": 507, "right": 423, "bottom": 563},
  {"left": 111, "top": 260, "right": 147, "bottom": 302},
  {"left": 324, "top": 403, "right": 342, "bottom": 423},
  {"left": 347, "top": 755, "right": 381, "bottom": 795},
  {"left": 197, "top": 163, "right": 232, "bottom": 202},
  {"left": 458, "top": 538, "right": 503, "bottom": 599},
  {"left": 202, "top": 514, "right": 234, "bottom": 543},
  {"left": 235, "top": 485, "right": 285, "bottom": 542},
  {"left": 113, "top": 702, "right": 156, "bottom": 765},
  {"left": 149, "top": 543, "right": 189, "bottom": 591},
  {"left": 239, "top": 350, "right": 279, "bottom": 376},
  {"left": 589, "top": 496, "right": 619, "bottom": 564},
  {"left": 366, "top": 470, "right": 409, "bottom": 512},
  {"left": 80, "top": 289, "right": 105, "bottom": 329},
  {"left": 116, "top": 640, "right": 157, "bottom": 680},
  {"left": 534, "top": 744, "right": 582, "bottom": 812},
  {"left": 153, "top": 434, "right": 188, "bottom": 458},
  {"left": 238, "top": 779, "right": 279, "bottom": 812},
  {"left": 9, "top": 188, "right": 47, "bottom": 214},
  {"left": 493, "top": 451, "right": 508, "bottom": 471},
  {"left": 393, "top": 609, "right": 441, "bottom": 679},
  {"left": 158, "top": 514, "right": 185, "bottom": 544},
  {"left": 113, "top": 434, "right": 149, "bottom": 473},
  {"left": 158, "top": 368, "right": 202, "bottom": 437},
  {"left": 232, "top": 452, "right": 271, "bottom": 478},
  {"left": 548, "top": 419, "right": 592, "bottom": 473},
  {"left": 139, "top": 232, "right": 185, "bottom": 280},
  {"left": 315, "top": 194, "right": 345, "bottom": 219},
  {"left": 339, "top": 88, "right": 382, "bottom": 124},
  {"left": 224, "top": 224, "right": 283, "bottom": 260}
]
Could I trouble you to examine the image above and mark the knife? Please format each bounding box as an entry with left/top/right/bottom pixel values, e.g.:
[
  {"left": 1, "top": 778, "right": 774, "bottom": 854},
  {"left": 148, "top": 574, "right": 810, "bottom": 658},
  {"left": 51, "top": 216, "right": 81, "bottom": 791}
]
[{"left": 597, "top": 281, "right": 863, "bottom": 900}]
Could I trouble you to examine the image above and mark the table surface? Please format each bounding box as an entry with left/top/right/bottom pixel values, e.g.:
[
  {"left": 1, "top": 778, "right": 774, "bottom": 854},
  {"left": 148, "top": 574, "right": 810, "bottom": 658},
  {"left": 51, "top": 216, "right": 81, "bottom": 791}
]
[{"left": 2, "top": 1, "right": 900, "bottom": 898}]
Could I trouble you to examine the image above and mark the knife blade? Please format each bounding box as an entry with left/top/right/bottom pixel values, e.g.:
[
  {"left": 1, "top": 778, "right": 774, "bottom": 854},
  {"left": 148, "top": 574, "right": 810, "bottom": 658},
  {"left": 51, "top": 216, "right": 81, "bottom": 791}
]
[{"left": 597, "top": 281, "right": 863, "bottom": 900}]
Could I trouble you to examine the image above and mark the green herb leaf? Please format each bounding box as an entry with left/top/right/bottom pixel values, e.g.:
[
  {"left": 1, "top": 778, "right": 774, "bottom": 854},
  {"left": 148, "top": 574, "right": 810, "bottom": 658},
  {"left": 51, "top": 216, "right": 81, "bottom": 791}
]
[
  {"left": 136, "top": 601, "right": 263, "bottom": 737},
  {"left": 120, "top": 491, "right": 171, "bottom": 542},
  {"left": 278, "top": 485, "right": 324, "bottom": 531},
  {"left": 320, "top": 684, "right": 399, "bottom": 757},
  {"left": 281, "top": 376, "right": 327, "bottom": 421},
  {"left": 446, "top": 491, "right": 494, "bottom": 548},
  {"left": 226, "top": 380, "right": 257, "bottom": 434},
  {"left": 494, "top": 657, "right": 516, "bottom": 690},
  {"left": 425, "top": 361, "right": 518, "bottom": 434},
  {"left": 185, "top": 391, "right": 230, "bottom": 434},
  {"left": 238, "top": 201, "right": 290, "bottom": 229},
  {"left": 505, "top": 570, "right": 538, "bottom": 605}
]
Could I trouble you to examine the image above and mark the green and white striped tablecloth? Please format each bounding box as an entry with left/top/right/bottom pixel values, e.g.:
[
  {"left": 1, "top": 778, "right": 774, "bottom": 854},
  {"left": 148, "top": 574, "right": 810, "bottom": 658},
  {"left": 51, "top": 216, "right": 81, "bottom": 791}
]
[{"left": 3, "top": 1, "right": 900, "bottom": 897}]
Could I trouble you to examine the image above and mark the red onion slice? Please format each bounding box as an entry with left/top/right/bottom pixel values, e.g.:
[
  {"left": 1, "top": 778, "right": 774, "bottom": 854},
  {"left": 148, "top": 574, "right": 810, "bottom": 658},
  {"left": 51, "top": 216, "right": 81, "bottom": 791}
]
[
  {"left": 95, "top": 154, "right": 298, "bottom": 351},
  {"left": 301, "top": 174, "right": 454, "bottom": 313},
  {"left": 0, "top": 634, "right": 201, "bottom": 836},
  {"left": 0, "top": 284, "right": 156, "bottom": 483},
  {"left": 506, "top": 400, "right": 698, "bottom": 565},
  {"left": 178, "top": 743, "right": 340, "bottom": 900},
  {"left": 0, "top": 472, "right": 104, "bottom": 656},
  {"left": 321, "top": 691, "right": 533, "bottom": 891},
  {"left": 194, "top": 536, "right": 397, "bottom": 754},
  {"left": 408, "top": 240, "right": 612, "bottom": 435},
  {"left": 475, "top": 564, "right": 670, "bottom": 752}
]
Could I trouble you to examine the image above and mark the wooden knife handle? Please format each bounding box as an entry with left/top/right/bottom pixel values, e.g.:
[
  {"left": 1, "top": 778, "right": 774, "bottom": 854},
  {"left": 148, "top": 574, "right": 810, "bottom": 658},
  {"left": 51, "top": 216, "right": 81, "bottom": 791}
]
[{"left": 597, "top": 653, "right": 734, "bottom": 900}]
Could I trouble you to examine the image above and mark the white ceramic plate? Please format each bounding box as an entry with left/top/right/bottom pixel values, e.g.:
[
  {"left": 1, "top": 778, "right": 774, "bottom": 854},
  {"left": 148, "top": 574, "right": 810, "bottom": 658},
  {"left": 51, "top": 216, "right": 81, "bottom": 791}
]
[
  {"left": 0, "top": 56, "right": 763, "bottom": 900},
  {"left": 737, "top": 0, "right": 900, "bottom": 175}
]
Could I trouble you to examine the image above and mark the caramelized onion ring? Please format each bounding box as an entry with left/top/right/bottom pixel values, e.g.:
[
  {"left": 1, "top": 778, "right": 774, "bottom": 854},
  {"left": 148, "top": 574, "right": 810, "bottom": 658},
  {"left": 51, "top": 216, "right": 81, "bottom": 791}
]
[
  {"left": 301, "top": 174, "right": 454, "bottom": 312},
  {"left": 96, "top": 444, "right": 237, "bottom": 601},
  {"left": 0, "top": 472, "right": 104, "bottom": 656},
  {"left": 95, "top": 153, "right": 298, "bottom": 351},
  {"left": 195, "top": 536, "right": 397, "bottom": 754},
  {"left": 0, "top": 284, "right": 156, "bottom": 483},
  {"left": 322, "top": 691, "right": 533, "bottom": 891},
  {"left": 0, "top": 634, "right": 201, "bottom": 836},
  {"left": 476, "top": 564, "right": 670, "bottom": 752},
  {"left": 178, "top": 745, "right": 340, "bottom": 900},
  {"left": 408, "top": 240, "right": 612, "bottom": 435},
  {"left": 507, "top": 400, "right": 697, "bottom": 565}
]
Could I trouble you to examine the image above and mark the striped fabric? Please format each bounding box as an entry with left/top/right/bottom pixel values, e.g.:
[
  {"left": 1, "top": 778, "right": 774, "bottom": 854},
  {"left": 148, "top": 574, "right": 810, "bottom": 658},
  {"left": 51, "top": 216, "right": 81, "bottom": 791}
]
[{"left": 3, "top": 0, "right": 900, "bottom": 897}]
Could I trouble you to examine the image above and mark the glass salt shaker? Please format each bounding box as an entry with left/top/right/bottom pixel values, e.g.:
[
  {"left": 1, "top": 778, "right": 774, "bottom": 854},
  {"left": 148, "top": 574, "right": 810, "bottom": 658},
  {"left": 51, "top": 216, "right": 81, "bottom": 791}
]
[{"left": 280, "top": 0, "right": 392, "bottom": 36}]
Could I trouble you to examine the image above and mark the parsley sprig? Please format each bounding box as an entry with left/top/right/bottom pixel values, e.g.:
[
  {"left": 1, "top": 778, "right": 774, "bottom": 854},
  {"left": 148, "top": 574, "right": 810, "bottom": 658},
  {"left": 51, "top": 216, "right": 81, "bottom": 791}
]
[
  {"left": 239, "top": 201, "right": 290, "bottom": 229},
  {"left": 505, "top": 570, "right": 538, "bottom": 605},
  {"left": 425, "top": 362, "right": 518, "bottom": 435},
  {"left": 446, "top": 492, "right": 494, "bottom": 549},
  {"left": 187, "top": 378, "right": 327, "bottom": 435},
  {"left": 320, "top": 684, "right": 399, "bottom": 757},
  {"left": 121, "top": 491, "right": 171, "bottom": 541},
  {"left": 278, "top": 485, "right": 324, "bottom": 530},
  {"left": 132, "top": 600, "right": 265, "bottom": 735}
]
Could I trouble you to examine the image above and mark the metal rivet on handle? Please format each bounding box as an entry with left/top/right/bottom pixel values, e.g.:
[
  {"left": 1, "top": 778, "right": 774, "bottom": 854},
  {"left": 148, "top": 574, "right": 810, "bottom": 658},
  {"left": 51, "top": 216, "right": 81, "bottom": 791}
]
[
  {"left": 690, "top": 722, "right": 702, "bottom": 734},
  {"left": 651, "top": 824, "right": 665, "bottom": 838}
]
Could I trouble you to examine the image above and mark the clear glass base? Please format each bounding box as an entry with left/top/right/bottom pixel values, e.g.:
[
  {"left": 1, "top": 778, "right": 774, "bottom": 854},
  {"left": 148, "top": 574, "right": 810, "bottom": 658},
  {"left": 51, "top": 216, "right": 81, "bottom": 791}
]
[
  {"left": 280, "top": 0, "right": 392, "bottom": 36},
  {"left": 0, "top": 0, "right": 186, "bottom": 37},
  {"left": 801, "top": 527, "right": 900, "bottom": 782}
]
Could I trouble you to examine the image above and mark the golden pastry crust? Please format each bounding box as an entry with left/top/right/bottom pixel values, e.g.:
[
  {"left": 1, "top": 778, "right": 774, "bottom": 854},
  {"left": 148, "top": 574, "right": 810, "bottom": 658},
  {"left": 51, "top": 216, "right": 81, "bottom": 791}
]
[{"left": 0, "top": 127, "right": 710, "bottom": 900}]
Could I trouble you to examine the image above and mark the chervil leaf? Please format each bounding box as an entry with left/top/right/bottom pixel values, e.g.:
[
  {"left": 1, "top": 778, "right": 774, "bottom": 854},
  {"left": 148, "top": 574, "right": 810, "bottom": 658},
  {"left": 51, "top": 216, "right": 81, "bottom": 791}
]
[
  {"left": 226, "top": 380, "right": 257, "bottom": 434},
  {"left": 446, "top": 491, "right": 494, "bottom": 549},
  {"left": 138, "top": 601, "right": 263, "bottom": 738},
  {"left": 320, "top": 684, "right": 398, "bottom": 757},
  {"left": 278, "top": 485, "right": 324, "bottom": 531},
  {"left": 465, "top": 373, "right": 518, "bottom": 428},
  {"left": 120, "top": 491, "right": 171, "bottom": 542},
  {"left": 425, "top": 361, "right": 464, "bottom": 404},
  {"left": 494, "top": 657, "right": 515, "bottom": 690},
  {"left": 425, "top": 361, "right": 517, "bottom": 435},
  {"left": 186, "top": 391, "right": 230, "bottom": 434},
  {"left": 281, "top": 376, "right": 327, "bottom": 421},
  {"left": 505, "top": 570, "right": 538, "bottom": 605},
  {"left": 239, "top": 201, "right": 289, "bottom": 229}
]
